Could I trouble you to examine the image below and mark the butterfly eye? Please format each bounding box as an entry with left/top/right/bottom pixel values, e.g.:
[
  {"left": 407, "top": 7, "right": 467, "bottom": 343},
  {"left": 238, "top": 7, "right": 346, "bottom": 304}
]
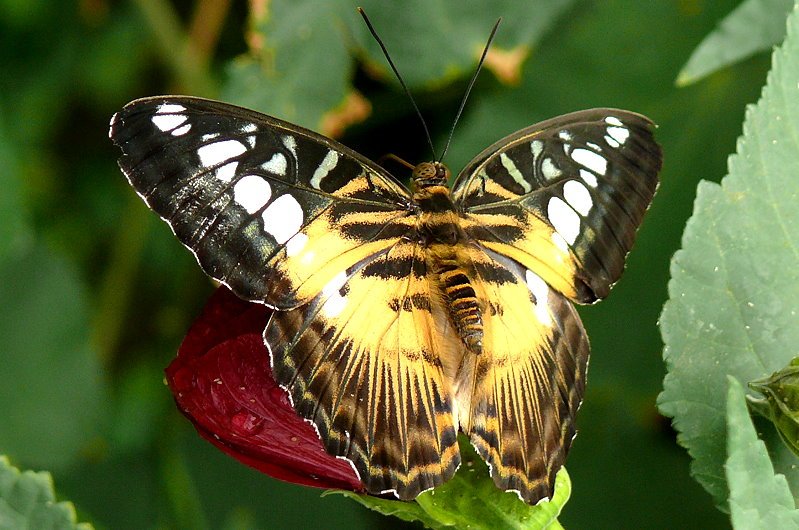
[{"left": 412, "top": 161, "right": 450, "bottom": 189}]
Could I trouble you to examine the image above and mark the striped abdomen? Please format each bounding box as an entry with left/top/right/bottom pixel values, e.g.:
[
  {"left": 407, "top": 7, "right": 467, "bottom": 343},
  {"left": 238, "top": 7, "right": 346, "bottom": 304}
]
[
  {"left": 438, "top": 259, "right": 483, "bottom": 355},
  {"left": 413, "top": 183, "right": 484, "bottom": 355}
]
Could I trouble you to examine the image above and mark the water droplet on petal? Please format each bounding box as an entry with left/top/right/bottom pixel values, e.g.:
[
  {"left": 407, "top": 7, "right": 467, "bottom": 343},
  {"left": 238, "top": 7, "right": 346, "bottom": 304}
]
[
  {"left": 268, "top": 386, "right": 292, "bottom": 407},
  {"left": 230, "top": 410, "right": 264, "bottom": 435}
]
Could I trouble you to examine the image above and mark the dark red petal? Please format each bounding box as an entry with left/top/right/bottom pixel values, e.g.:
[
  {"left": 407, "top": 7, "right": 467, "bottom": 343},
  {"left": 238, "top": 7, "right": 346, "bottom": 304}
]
[{"left": 165, "top": 287, "right": 362, "bottom": 491}]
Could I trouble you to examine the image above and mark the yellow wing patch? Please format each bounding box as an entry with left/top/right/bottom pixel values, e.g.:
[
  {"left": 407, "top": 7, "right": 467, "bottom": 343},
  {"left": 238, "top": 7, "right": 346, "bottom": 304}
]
[
  {"left": 265, "top": 239, "right": 463, "bottom": 499},
  {"left": 459, "top": 194, "right": 588, "bottom": 302},
  {"left": 264, "top": 206, "right": 413, "bottom": 308},
  {"left": 455, "top": 246, "right": 589, "bottom": 504}
]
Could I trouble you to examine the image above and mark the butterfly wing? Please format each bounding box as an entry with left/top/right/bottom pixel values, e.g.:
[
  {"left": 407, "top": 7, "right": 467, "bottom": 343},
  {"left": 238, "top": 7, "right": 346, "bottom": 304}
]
[
  {"left": 109, "top": 96, "right": 414, "bottom": 308},
  {"left": 265, "top": 239, "right": 462, "bottom": 499},
  {"left": 454, "top": 247, "right": 589, "bottom": 504},
  {"left": 452, "top": 109, "right": 660, "bottom": 502},
  {"left": 452, "top": 108, "right": 662, "bottom": 303}
]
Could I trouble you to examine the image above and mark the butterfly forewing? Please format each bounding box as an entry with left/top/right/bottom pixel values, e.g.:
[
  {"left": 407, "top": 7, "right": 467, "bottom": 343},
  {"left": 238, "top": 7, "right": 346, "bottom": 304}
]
[
  {"left": 453, "top": 109, "right": 662, "bottom": 303},
  {"left": 109, "top": 96, "right": 413, "bottom": 308}
]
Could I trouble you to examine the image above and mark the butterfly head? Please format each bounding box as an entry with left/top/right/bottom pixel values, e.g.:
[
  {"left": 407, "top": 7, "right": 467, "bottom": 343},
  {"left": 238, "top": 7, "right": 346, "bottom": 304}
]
[{"left": 412, "top": 161, "right": 451, "bottom": 190}]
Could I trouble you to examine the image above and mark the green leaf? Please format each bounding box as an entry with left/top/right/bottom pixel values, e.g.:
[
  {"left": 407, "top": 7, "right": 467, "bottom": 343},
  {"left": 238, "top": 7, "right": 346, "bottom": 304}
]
[
  {"left": 725, "top": 377, "right": 799, "bottom": 528},
  {"left": 222, "top": 0, "right": 352, "bottom": 130},
  {"left": 0, "top": 109, "right": 28, "bottom": 259},
  {"left": 748, "top": 356, "right": 799, "bottom": 457},
  {"left": 331, "top": 491, "right": 446, "bottom": 530},
  {"left": 353, "top": 0, "right": 577, "bottom": 89},
  {"left": 0, "top": 456, "right": 93, "bottom": 530},
  {"left": 677, "top": 0, "right": 793, "bottom": 86},
  {"left": 0, "top": 244, "right": 108, "bottom": 471},
  {"left": 329, "top": 436, "right": 569, "bottom": 529},
  {"left": 659, "top": 1, "right": 799, "bottom": 508},
  {"left": 223, "top": 0, "right": 576, "bottom": 130}
]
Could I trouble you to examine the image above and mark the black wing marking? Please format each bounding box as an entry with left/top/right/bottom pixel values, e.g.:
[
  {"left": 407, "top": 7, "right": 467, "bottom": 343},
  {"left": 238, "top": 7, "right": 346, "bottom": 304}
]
[
  {"left": 265, "top": 239, "right": 461, "bottom": 500},
  {"left": 452, "top": 108, "right": 661, "bottom": 303},
  {"left": 109, "top": 96, "right": 413, "bottom": 307}
]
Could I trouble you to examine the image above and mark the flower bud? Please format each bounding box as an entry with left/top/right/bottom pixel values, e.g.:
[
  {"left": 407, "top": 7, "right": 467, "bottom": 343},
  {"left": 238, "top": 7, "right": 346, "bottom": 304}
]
[
  {"left": 748, "top": 357, "right": 799, "bottom": 457},
  {"left": 165, "top": 287, "right": 363, "bottom": 492}
]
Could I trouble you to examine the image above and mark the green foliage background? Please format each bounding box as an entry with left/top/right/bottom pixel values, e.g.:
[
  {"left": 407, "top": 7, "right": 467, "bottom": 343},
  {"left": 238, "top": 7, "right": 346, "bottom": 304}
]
[{"left": 0, "top": 0, "right": 784, "bottom": 528}]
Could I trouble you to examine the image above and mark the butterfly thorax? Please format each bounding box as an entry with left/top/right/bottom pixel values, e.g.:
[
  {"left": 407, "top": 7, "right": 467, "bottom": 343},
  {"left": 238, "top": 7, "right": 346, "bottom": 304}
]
[{"left": 410, "top": 162, "right": 484, "bottom": 356}]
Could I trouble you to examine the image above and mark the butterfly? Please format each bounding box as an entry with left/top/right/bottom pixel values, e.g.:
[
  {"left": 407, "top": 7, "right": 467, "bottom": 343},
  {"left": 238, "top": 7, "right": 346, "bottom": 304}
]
[{"left": 109, "top": 95, "right": 661, "bottom": 504}]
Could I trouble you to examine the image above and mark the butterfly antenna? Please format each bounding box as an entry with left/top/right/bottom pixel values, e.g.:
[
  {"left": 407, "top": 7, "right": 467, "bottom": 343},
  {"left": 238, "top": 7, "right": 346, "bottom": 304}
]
[
  {"left": 358, "top": 7, "right": 437, "bottom": 160},
  {"left": 438, "top": 17, "right": 501, "bottom": 163}
]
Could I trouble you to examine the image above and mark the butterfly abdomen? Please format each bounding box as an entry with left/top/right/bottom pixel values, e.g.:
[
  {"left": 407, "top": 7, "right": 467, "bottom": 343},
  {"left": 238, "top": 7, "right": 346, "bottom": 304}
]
[
  {"left": 413, "top": 182, "right": 484, "bottom": 355},
  {"left": 436, "top": 258, "right": 483, "bottom": 355}
]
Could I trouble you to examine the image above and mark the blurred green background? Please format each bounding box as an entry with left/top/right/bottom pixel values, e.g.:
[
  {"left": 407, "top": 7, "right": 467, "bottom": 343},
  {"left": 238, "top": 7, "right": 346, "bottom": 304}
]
[{"left": 0, "top": 0, "right": 772, "bottom": 528}]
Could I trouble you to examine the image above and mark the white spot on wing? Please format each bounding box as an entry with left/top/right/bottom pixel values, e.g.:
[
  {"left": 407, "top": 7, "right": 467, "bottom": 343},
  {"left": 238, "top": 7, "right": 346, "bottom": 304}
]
[
  {"left": 500, "top": 153, "right": 532, "bottom": 193},
  {"left": 202, "top": 133, "right": 219, "bottom": 142},
  {"left": 558, "top": 130, "right": 572, "bottom": 141},
  {"left": 285, "top": 232, "right": 308, "bottom": 256},
  {"left": 261, "top": 193, "right": 303, "bottom": 244},
  {"left": 571, "top": 148, "right": 607, "bottom": 175},
  {"left": 541, "top": 157, "right": 561, "bottom": 180},
  {"left": 261, "top": 152, "right": 288, "bottom": 175},
  {"left": 152, "top": 103, "right": 187, "bottom": 132},
  {"left": 580, "top": 169, "right": 598, "bottom": 188},
  {"left": 607, "top": 125, "right": 630, "bottom": 146},
  {"left": 171, "top": 123, "right": 191, "bottom": 136},
  {"left": 605, "top": 134, "right": 620, "bottom": 148},
  {"left": 216, "top": 161, "right": 239, "bottom": 182},
  {"left": 233, "top": 175, "right": 272, "bottom": 214},
  {"left": 241, "top": 123, "right": 258, "bottom": 148},
  {"left": 605, "top": 116, "right": 623, "bottom": 126},
  {"left": 321, "top": 271, "right": 348, "bottom": 318},
  {"left": 197, "top": 140, "right": 246, "bottom": 170},
  {"left": 530, "top": 140, "right": 544, "bottom": 158},
  {"left": 551, "top": 232, "right": 570, "bottom": 252},
  {"left": 152, "top": 113, "right": 187, "bottom": 132},
  {"left": 282, "top": 135, "right": 297, "bottom": 157},
  {"left": 310, "top": 150, "right": 339, "bottom": 190},
  {"left": 547, "top": 197, "right": 580, "bottom": 244},
  {"left": 108, "top": 113, "right": 119, "bottom": 138},
  {"left": 525, "top": 269, "right": 552, "bottom": 326},
  {"left": 563, "top": 180, "right": 592, "bottom": 216},
  {"left": 157, "top": 103, "right": 186, "bottom": 114}
]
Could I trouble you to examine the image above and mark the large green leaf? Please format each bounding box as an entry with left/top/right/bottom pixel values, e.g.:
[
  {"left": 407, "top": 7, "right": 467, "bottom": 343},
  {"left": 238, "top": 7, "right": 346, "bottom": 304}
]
[
  {"left": 223, "top": 0, "right": 576, "bottom": 131},
  {"left": 222, "top": 0, "right": 352, "bottom": 130},
  {"left": 725, "top": 377, "right": 799, "bottom": 528},
  {"left": 331, "top": 436, "right": 569, "bottom": 529},
  {"left": 659, "top": 2, "right": 799, "bottom": 508},
  {"left": 353, "top": 0, "right": 576, "bottom": 88},
  {"left": 0, "top": 244, "right": 108, "bottom": 471},
  {"left": 677, "top": 0, "right": 793, "bottom": 86},
  {"left": 0, "top": 456, "right": 92, "bottom": 530}
]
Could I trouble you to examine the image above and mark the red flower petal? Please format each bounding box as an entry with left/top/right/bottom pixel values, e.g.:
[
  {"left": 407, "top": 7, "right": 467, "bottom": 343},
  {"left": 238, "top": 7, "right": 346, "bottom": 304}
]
[{"left": 165, "top": 287, "right": 362, "bottom": 491}]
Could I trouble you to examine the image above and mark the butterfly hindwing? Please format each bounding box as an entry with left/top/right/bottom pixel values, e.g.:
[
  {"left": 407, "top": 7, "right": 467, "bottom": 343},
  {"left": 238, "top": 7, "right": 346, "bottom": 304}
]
[
  {"left": 265, "top": 239, "right": 462, "bottom": 499},
  {"left": 454, "top": 247, "right": 589, "bottom": 504},
  {"left": 452, "top": 109, "right": 661, "bottom": 303},
  {"left": 109, "top": 96, "right": 413, "bottom": 308}
]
